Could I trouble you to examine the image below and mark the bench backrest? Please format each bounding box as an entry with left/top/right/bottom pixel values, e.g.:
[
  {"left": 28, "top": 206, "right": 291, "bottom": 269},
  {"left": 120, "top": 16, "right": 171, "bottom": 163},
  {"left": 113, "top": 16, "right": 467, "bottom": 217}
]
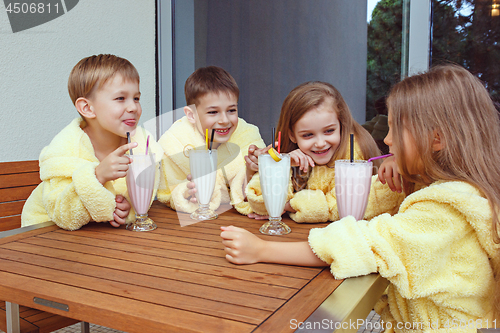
[{"left": 0, "top": 160, "right": 41, "bottom": 232}]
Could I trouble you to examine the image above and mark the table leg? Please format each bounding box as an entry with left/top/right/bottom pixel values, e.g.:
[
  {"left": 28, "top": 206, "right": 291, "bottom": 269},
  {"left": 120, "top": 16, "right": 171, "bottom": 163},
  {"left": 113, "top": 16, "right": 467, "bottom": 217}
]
[
  {"left": 5, "top": 302, "right": 20, "bottom": 333},
  {"left": 81, "top": 321, "right": 90, "bottom": 333}
]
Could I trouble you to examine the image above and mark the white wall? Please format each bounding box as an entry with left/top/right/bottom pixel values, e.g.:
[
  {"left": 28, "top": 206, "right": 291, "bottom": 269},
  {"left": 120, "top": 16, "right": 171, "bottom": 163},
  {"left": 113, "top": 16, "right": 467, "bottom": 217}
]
[{"left": 0, "top": 0, "right": 156, "bottom": 162}]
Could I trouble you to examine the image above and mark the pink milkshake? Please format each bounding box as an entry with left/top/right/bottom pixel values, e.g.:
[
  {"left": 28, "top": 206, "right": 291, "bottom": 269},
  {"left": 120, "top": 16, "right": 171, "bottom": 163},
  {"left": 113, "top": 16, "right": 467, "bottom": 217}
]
[
  {"left": 126, "top": 154, "right": 157, "bottom": 231},
  {"left": 335, "top": 160, "right": 373, "bottom": 220}
]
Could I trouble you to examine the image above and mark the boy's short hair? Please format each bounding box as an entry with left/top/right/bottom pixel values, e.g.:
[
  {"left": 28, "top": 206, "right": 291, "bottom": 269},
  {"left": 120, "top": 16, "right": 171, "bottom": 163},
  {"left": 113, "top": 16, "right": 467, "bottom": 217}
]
[
  {"left": 68, "top": 54, "right": 139, "bottom": 104},
  {"left": 184, "top": 66, "right": 239, "bottom": 106}
]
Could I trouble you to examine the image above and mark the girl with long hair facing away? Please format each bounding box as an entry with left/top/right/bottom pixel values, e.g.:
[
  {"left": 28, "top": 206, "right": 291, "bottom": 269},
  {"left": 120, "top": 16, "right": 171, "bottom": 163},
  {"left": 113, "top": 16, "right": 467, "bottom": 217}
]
[
  {"left": 223, "top": 65, "right": 500, "bottom": 330},
  {"left": 245, "top": 81, "right": 403, "bottom": 222}
]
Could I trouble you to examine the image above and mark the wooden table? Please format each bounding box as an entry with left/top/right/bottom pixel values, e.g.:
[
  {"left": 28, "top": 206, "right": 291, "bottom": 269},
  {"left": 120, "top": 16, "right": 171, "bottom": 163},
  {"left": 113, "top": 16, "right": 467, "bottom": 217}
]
[{"left": 0, "top": 201, "right": 388, "bottom": 333}]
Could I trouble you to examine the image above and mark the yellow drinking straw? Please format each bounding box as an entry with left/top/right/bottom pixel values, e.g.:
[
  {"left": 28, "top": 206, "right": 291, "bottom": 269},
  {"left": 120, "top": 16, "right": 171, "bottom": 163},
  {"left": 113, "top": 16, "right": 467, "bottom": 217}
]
[{"left": 206, "top": 129, "right": 209, "bottom": 150}]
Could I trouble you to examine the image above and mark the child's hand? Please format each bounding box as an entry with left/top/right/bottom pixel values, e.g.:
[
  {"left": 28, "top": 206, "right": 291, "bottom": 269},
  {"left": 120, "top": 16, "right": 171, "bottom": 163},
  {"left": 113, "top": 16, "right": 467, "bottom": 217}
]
[
  {"left": 248, "top": 204, "right": 290, "bottom": 219},
  {"left": 110, "top": 195, "right": 130, "bottom": 227},
  {"left": 284, "top": 201, "right": 296, "bottom": 213},
  {"left": 220, "top": 226, "right": 265, "bottom": 264},
  {"left": 378, "top": 156, "right": 402, "bottom": 193},
  {"left": 186, "top": 174, "right": 198, "bottom": 203},
  {"left": 289, "top": 149, "right": 315, "bottom": 172},
  {"left": 95, "top": 142, "right": 138, "bottom": 184},
  {"left": 247, "top": 212, "right": 270, "bottom": 220},
  {"left": 245, "top": 144, "right": 273, "bottom": 173}
]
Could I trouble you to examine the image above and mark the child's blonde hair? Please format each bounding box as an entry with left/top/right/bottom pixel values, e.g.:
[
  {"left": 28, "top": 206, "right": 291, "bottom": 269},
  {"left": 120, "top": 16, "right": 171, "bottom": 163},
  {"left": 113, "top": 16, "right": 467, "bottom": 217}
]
[
  {"left": 387, "top": 64, "right": 500, "bottom": 317},
  {"left": 68, "top": 54, "right": 139, "bottom": 104},
  {"left": 184, "top": 66, "right": 239, "bottom": 107},
  {"left": 276, "top": 81, "right": 381, "bottom": 163}
]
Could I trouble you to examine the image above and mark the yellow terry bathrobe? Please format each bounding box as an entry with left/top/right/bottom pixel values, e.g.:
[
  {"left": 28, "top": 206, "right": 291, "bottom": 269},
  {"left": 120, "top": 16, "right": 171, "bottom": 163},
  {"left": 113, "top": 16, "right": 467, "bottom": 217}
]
[
  {"left": 157, "top": 116, "right": 265, "bottom": 215},
  {"left": 246, "top": 142, "right": 404, "bottom": 222},
  {"left": 309, "top": 181, "right": 500, "bottom": 332},
  {"left": 21, "top": 118, "right": 162, "bottom": 231}
]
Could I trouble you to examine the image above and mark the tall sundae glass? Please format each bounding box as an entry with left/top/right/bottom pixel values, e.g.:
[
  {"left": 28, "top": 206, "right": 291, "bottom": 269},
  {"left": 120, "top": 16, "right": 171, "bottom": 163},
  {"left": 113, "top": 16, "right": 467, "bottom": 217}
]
[
  {"left": 258, "top": 152, "right": 291, "bottom": 235},
  {"left": 334, "top": 160, "right": 372, "bottom": 220},
  {"left": 126, "top": 153, "right": 157, "bottom": 231},
  {"left": 189, "top": 149, "right": 218, "bottom": 220}
]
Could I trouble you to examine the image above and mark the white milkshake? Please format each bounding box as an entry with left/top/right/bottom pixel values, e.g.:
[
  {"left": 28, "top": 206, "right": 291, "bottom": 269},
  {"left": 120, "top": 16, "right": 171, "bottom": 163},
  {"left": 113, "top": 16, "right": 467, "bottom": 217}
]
[
  {"left": 126, "top": 154, "right": 157, "bottom": 231},
  {"left": 334, "top": 160, "right": 373, "bottom": 221},
  {"left": 189, "top": 149, "right": 218, "bottom": 220},
  {"left": 258, "top": 153, "right": 291, "bottom": 235}
]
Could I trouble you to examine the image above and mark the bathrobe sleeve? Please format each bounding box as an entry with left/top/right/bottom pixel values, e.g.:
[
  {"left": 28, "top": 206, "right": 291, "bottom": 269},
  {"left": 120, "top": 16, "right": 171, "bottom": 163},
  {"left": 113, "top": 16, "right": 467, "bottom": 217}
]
[
  {"left": 41, "top": 159, "right": 117, "bottom": 230},
  {"left": 29, "top": 119, "right": 120, "bottom": 230}
]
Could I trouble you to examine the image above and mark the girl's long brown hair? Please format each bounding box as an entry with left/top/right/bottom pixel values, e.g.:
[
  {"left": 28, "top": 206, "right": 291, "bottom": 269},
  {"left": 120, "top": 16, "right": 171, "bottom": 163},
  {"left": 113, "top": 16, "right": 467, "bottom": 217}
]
[
  {"left": 387, "top": 64, "right": 500, "bottom": 318},
  {"left": 276, "top": 81, "right": 381, "bottom": 164}
]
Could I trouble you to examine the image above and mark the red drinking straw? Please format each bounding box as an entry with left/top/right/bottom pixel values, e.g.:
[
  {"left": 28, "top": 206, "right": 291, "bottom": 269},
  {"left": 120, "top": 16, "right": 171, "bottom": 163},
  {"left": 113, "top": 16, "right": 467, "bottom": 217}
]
[
  {"left": 277, "top": 131, "right": 281, "bottom": 154},
  {"left": 145, "top": 135, "right": 150, "bottom": 155}
]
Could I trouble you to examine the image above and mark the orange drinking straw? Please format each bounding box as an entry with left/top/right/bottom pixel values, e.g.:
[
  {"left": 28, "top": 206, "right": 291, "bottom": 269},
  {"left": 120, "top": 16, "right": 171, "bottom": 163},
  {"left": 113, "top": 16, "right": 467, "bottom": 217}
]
[
  {"left": 277, "top": 131, "right": 281, "bottom": 154},
  {"left": 206, "top": 129, "right": 209, "bottom": 150}
]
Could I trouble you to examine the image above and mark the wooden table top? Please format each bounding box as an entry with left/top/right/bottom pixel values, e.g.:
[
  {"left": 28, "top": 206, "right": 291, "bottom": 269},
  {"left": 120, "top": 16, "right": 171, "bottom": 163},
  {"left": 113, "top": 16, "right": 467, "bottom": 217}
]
[{"left": 0, "top": 201, "right": 342, "bottom": 333}]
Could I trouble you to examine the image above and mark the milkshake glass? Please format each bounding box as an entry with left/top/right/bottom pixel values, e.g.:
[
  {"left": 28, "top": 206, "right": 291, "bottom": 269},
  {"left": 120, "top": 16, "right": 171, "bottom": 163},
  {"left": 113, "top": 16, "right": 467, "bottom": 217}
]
[
  {"left": 189, "top": 149, "right": 218, "bottom": 220},
  {"left": 334, "top": 160, "right": 373, "bottom": 221},
  {"left": 126, "top": 153, "right": 157, "bottom": 231},
  {"left": 258, "top": 153, "right": 291, "bottom": 235}
]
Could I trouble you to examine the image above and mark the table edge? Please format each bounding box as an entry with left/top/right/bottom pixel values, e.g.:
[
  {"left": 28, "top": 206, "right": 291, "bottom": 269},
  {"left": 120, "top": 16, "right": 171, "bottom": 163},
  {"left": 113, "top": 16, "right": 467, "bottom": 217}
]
[
  {"left": 295, "top": 273, "right": 389, "bottom": 333},
  {"left": 0, "top": 221, "right": 55, "bottom": 239}
]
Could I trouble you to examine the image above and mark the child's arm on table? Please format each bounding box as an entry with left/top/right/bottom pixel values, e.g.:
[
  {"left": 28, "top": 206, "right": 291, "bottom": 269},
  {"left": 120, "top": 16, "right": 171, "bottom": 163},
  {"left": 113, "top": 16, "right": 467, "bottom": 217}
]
[{"left": 220, "top": 225, "right": 326, "bottom": 266}]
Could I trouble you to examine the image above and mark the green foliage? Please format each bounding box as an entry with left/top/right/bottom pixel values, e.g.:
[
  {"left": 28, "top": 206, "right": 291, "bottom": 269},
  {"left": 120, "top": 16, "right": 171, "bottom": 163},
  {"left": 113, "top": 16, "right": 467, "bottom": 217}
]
[
  {"left": 366, "top": 0, "right": 402, "bottom": 120},
  {"left": 367, "top": 0, "right": 500, "bottom": 119}
]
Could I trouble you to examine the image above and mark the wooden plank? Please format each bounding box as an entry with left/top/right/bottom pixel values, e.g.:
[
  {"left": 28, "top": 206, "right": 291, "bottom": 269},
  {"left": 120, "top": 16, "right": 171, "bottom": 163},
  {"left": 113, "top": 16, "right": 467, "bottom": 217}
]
[
  {"left": 0, "top": 201, "right": 25, "bottom": 218},
  {"left": 0, "top": 258, "right": 273, "bottom": 324},
  {"left": 1, "top": 242, "right": 299, "bottom": 298},
  {"left": 0, "top": 173, "right": 41, "bottom": 189},
  {"left": 0, "top": 247, "right": 284, "bottom": 310},
  {"left": 0, "top": 186, "right": 37, "bottom": 203},
  {"left": 0, "top": 215, "right": 21, "bottom": 232},
  {"left": 38, "top": 231, "right": 319, "bottom": 279},
  {"left": 34, "top": 230, "right": 307, "bottom": 288},
  {"left": 254, "top": 270, "right": 342, "bottom": 333},
  {"left": 0, "top": 271, "right": 256, "bottom": 333},
  {"left": 0, "top": 161, "right": 39, "bottom": 175}
]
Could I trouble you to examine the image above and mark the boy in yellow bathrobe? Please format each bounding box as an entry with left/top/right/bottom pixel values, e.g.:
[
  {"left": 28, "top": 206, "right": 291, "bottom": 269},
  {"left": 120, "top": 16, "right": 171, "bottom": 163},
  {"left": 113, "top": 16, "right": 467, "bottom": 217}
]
[
  {"left": 21, "top": 54, "right": 162, "bottom": 231},
  {"left": 157, "top": 66, "right": 265, "bottom": 215}
]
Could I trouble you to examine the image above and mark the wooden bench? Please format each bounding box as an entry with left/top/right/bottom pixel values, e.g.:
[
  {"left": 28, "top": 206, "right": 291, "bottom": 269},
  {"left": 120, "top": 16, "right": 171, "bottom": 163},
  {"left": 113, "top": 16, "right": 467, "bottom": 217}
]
[{"left": 0, "top": 160, "right": 86, "bottom": 333}]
